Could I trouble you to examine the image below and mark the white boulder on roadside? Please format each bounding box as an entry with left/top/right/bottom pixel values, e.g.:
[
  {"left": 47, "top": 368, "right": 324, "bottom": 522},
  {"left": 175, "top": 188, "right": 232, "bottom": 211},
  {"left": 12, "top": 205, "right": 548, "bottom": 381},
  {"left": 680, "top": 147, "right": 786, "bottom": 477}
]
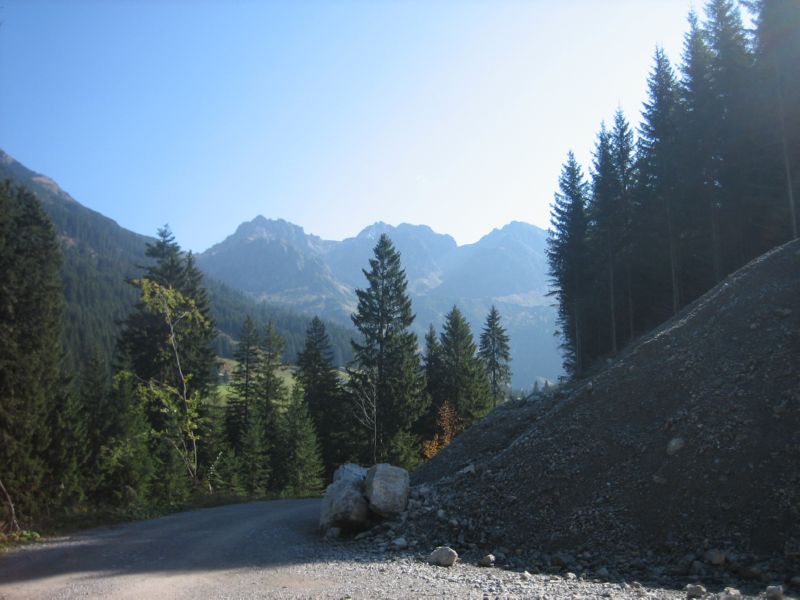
[
  {"left": 319, "top": 478, "right": 369, "bottom": 532},
  {"left": 333, "top": 463, "right": 368, "bottom": 485},
  {"left": 365, "top": 464, "right": 410, "bottom": 517},
  {"left": 428, "top": 546, "right": 458, "bottom": 567}
]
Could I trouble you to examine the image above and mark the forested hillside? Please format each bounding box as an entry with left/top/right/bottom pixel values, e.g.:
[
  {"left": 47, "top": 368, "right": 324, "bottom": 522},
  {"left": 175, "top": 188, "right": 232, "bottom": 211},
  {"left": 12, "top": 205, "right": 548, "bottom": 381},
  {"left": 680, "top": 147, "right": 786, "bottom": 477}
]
[
  {"left": 546, "top": 0, "right": 799, "bottom": 375},
  {"left": 0, "top": 150, "right": 353, "bottom": 371}
]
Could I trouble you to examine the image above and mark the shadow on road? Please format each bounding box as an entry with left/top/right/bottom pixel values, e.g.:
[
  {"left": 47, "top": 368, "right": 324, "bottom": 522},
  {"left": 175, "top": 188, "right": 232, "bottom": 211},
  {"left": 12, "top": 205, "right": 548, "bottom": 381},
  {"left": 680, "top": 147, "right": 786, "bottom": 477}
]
[{"left": 0, "top": 498, "right": 354, "bottom": 585}]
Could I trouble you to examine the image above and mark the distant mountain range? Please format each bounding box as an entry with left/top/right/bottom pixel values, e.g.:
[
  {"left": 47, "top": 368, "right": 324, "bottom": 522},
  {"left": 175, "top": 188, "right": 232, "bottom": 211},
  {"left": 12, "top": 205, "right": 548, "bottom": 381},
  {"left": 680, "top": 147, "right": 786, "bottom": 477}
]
[
  {"left": 0, "top": 148, "right": 561, "bottom": 387},
  {"left": 198, "top": 216, "right": 562, "bottom": 388},
  {"left": 0, "top": 150, "right": 355, "bottom": 369}
]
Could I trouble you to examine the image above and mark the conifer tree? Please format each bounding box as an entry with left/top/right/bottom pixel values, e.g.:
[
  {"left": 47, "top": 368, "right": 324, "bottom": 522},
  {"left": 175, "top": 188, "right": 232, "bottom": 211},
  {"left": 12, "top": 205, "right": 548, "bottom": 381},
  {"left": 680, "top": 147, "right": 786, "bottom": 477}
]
[
  {"left": 637, "top": 47, "right": 683, "bottom": 319},
  {"left": 419, "top": 324, "right": 445, "bottom": 441},
  {"left": 678, "top": 10, "right": 722, "bottom": 293},
  {"left": 0, "top": 182, "right": 64, "bottom": 523},
  {"left": 547, "top": 153, "right": 590, "bottom": 377},
  {"left": 226, "top": 315, "right": 260, "bottom": 454},
  {"left": 297, "top": 316, "right": 345, "bottom": 476},
  {"left": 255, "top": 322, "right": 288, "bottom": 490},
  {"left": 478, "top": 306, "right": 511, "bottom": 407},
  {"left": 281, "top": 386, "right": 324, "bottom": 497},
  {"left": 439, "top": 306, "right": 492, "bottom": 426},
  {"left": 349, "top": 234, "right": 428, "bottom": 467}
]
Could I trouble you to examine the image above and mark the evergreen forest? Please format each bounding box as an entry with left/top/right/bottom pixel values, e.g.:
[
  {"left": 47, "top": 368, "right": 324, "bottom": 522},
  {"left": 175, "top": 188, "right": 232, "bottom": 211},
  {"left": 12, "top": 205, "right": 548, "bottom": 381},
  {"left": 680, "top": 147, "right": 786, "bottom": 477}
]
[{"left": 546, "top": 0, "right": 799, "bottom": 377}]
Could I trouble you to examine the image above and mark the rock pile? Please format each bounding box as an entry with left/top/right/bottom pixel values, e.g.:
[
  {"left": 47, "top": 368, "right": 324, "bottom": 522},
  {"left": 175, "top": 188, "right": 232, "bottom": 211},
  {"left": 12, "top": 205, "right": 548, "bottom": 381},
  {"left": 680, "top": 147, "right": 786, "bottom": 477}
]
[
  {"left": 396, "top": 240, "right": 800, "bottom": 586},
  {"left": 320, "top": 463, "right": 410, "bottom": 535}
]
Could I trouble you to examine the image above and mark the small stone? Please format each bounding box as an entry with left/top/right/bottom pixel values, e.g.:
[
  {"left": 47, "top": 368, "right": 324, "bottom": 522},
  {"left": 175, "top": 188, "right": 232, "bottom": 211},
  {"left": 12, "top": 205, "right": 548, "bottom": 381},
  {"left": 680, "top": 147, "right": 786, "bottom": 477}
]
[
  {"left": 765, "top": 585, "right": 784, "bottom": 600},
  {"left": 704, "top": 548, "right": 726, "bottom": 566},
  {"left": 652, "top": 474, "right": 667, "bottom": 484},
  {"left": 428, "top": 546, "right": 458, "bottom": 567},
  {"left": 685, "top": 583, "right": 706, "bottom": 598},
  {"left": 566, "top": 572, "right": 577, "bottom": 580},
  {"left": 776, "top": 308, "right": 792, "bottom": 317},
  {"left": 391, "top": 537, "right": 408, "bottom": 550},
  {"left": 521, "top": 571, "right": 532, "bottom": 581},
  {"left": 596, "top": 567, "right": 610, "bottom": 578},
  {"left": 719, "top": 587, "right": 741, "bottom": 600},
  {"left": 667, "top": 437, "right": 686, "bottom": 456},
  {"left": 478, "top": 554, "right": 495, "bottom": 568}
]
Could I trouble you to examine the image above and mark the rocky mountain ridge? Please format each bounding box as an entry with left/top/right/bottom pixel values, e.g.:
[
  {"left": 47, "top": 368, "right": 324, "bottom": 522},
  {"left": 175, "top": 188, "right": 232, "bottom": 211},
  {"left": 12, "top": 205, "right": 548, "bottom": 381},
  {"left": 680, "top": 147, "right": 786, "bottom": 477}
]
[{"left": 198, "top": 215, "right": 561, "bottom": 387}]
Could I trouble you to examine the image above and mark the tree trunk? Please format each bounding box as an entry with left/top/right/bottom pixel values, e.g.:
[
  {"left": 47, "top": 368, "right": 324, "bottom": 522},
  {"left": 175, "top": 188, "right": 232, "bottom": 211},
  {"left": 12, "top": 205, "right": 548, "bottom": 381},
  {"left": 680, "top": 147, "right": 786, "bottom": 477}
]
[
  {"left": 0, "top": 477, "right": 20, "bottom": 534},
  {"left": 774, "top": 63, "right": 797, "bottom": 240},
  {"left": 667, "top": 201, "right": 680, "bottom": 315}
]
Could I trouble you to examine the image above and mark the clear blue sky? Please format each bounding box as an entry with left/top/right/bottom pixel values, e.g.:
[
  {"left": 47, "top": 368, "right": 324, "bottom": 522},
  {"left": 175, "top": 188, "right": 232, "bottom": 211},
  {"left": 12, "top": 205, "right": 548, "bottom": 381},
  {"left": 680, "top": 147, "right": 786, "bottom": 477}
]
[{"left": 1, "top": 1, "right": 694, "bottom": 252}]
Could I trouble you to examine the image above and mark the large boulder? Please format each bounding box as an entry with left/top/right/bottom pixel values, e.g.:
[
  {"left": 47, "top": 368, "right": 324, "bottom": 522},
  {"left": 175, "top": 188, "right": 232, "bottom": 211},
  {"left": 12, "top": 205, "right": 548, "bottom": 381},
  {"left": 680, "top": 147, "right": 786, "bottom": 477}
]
[
  {"left": 365, "top": 463, "right": 410, "bottom": 517},
  {"left": 333, "top": 463, "right": 368, "bottom": 485},
  {"left": 319, "top": 478, "right": 369, "bottom": 532}
]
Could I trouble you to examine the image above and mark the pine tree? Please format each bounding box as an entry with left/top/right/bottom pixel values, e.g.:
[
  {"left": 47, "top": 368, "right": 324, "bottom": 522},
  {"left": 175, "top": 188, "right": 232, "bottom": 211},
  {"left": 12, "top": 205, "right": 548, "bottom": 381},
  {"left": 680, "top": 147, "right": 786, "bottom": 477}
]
[
  {"left": 255, "top": 322, "right": 288, "bottom": 490},
  {"left": 478, "top": 306, "right": 511, "bottom": 407},
  {"left": 637, "top": 47, "right": 683, "bottom": 321},
  {"left": 439, "top": 306, "right": 492, "bottom": 426},
  {"left": 296, "top": 316, "right": 345, "bottom": 476},
  {"left": 281, "top": 386, "right": 324, "bottom": 497},
  {"left": 0, "top": 182, "right": 64, "bottom": 524},
  {"left": 703, "top": 0, "right": 754, "bottom": 271},
  {"left": 751, "top": 0, "right": 800, "bottom": 243},
  {"left": 419, "top": 324, "right": 445, "bottom": 441},
  {"left": 226, "top": 315, "right": 260, "bottom": 454},
  {"left": 349, "top": 234, "right": 428, "bottom": 467},
  {"left": 547, "top": 153, "right": 590, "bottom": 377},
  {"left": 678, "top": 10, "right": 723, "bottom": 294}
]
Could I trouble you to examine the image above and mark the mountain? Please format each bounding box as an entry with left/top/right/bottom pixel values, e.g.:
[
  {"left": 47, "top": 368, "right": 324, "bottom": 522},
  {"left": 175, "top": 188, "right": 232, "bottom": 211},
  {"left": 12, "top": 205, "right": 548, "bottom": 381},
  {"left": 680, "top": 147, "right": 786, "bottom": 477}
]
[
  {"left": 197, "top": 216, "right": 562, "bottom": 388},
  {"left": 0, "top": 150, "right": 354, "bottom": 369}
]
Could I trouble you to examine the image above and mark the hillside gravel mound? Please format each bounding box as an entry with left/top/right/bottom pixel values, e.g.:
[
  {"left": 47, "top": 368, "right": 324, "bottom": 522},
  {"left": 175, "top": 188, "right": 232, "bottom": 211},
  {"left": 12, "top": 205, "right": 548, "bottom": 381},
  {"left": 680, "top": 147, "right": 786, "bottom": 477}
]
[{"left": 404, "top": 240, "right": 800, "bottom": 584}]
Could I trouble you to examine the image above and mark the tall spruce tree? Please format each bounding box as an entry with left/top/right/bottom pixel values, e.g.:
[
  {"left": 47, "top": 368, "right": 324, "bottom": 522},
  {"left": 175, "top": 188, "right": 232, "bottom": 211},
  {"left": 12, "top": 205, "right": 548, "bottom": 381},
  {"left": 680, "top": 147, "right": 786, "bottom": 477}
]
[
  {"left": 255, "top": 322, "right": 289, "bottom": 491},
  {"left": 349, "top": 234, "right": 428, "bottom": 467},
  {"left": 297, "top": 316, "right": 345, "bottom": 476},
  {"left": 0, "top": 182, "right": 64, "bottom": 524},
  {"left": 637, "top": 47, "right": 683, "bottom": 320},
  {"left": 547, "top": 153, "right": 590, "bottom": 377},
  {"left": 440, "top": 306, "right": 492, "bottom": 426},
  {"left": 478, "top": 306, "right": 511, "bottom": 407},
  {"left": 226, "top": 315, "right": 260, "bottom": 454},
  {"left": 280, "top": 386, "right": 324, "bottom": 497}
]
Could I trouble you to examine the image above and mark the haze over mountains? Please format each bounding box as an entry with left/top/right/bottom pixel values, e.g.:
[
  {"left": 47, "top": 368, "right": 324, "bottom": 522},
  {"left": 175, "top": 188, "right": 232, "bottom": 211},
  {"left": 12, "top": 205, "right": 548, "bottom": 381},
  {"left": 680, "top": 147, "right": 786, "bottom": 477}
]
[
  {"left": 0, "top": 148, "right": 561, "bottom": 387},
  {"left": 199, "top": 216, "right": 561, "bottom": 387}
]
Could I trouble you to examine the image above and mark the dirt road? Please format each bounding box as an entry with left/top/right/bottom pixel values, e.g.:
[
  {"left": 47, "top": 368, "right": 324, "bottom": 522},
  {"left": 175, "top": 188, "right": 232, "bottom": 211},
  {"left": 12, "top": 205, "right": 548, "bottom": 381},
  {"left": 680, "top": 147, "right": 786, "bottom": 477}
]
[{"left": 0, "top": 499, "right": 685, "bottom": 599}]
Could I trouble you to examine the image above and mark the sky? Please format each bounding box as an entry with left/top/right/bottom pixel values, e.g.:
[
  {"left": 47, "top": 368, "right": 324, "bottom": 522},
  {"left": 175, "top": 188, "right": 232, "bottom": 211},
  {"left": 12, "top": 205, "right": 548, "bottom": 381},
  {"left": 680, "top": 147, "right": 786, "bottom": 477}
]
[{"left": 1, "top": 1, "right": 695, "bottom": 253}]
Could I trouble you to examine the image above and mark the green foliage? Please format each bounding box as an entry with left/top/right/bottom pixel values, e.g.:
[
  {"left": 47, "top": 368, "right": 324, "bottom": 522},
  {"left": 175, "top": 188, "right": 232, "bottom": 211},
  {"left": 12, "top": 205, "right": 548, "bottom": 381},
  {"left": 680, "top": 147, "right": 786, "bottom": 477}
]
[
  {"left": 349, "top": 234, "right": 429, "bottom": 467},
  {"left": 439, "top": 306, "right": 492, "bottom": 426},
  {"left": 297, "top": 316, "right": 348, "bottom": 476},
  {"left": 280, "top": 387, "right": 324, "bottom": 497},
  {"left": 548, "top": 0, "right": 800, "bottom": 379},
  {"left": 0, "top": 182, "right": 63, "bottom": 524},
  {"left": 478, "top": 306, "right": 511, "bottom": 406}
]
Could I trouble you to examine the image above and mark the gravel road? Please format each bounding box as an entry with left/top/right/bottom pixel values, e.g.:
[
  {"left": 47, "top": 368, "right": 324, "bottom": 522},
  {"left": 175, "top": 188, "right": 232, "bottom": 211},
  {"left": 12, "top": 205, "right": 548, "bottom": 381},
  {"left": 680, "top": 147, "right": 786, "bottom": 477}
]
[{"left": 0, "top": 499, "right": 690, "bottom": 599}]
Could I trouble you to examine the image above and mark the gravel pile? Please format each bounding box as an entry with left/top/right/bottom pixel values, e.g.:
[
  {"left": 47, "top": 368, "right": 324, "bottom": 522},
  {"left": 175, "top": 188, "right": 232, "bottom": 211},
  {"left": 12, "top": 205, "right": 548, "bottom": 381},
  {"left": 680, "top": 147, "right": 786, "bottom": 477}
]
[{"left": 396, "top": 240, "right": 800, "bottom": 590}]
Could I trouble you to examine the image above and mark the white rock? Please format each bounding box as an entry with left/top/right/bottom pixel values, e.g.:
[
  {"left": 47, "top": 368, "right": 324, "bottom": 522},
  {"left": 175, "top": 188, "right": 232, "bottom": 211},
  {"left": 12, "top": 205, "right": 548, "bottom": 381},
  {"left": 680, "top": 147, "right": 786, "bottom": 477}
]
[
  {"left": 333, "top": 463, "right": 368, "bottom": 484},
  {"left": 365, "top": 464, "right": 410, "bottom": 517},
  {"left": 718, "top": 587, "right": 741, "bottom": 600},
  {"left": 478, "top": 554, "right": 495, "bottom": 567},
  {"left": 428, "top": 546, "right": 458, "bottom": 567},
  {"left": 319, "top": 478, "right": 369, "bottom": 532}
]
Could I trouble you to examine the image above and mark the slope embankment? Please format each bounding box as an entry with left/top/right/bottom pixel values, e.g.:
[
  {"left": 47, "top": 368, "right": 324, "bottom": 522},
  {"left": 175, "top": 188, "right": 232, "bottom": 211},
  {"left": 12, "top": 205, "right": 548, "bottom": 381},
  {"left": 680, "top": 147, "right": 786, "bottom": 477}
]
[{"left": 407, "top": 239, "right": 800, "bottom": 581}]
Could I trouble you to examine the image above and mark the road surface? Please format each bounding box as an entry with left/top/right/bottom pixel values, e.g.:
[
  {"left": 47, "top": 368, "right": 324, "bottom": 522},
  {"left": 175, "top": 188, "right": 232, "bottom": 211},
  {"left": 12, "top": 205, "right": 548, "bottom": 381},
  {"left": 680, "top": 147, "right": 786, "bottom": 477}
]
[{"left": 0, "top": 499, "right": 685, "bottom": 599}]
